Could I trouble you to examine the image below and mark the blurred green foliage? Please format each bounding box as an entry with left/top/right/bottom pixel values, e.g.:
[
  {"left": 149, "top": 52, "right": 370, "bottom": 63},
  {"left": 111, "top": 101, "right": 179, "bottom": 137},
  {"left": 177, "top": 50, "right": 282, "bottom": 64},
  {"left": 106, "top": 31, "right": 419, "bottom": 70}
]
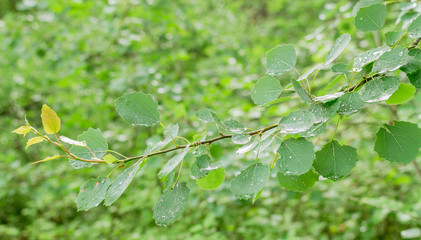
[{"left": 1, "top": 0, "right": 421, "bottom": 239}]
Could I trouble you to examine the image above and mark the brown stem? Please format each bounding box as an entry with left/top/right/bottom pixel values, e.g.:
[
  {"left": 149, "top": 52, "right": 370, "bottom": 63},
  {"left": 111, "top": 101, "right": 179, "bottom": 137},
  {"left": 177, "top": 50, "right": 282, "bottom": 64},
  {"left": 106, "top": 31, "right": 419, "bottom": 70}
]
[{"left": 121, "top": 124, "right": 278, "bottom": 163}]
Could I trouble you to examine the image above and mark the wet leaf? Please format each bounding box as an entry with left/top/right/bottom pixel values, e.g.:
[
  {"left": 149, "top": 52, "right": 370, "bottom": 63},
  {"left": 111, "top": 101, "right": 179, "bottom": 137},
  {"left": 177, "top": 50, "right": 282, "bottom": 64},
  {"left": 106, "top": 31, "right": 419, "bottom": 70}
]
[
  {"left": 276, "top": 138, "right": 315, "bottom": 175},
  {"left": 76, "top": 177, "right": 111, "bottom": 211},
  {"left": 223, "top": 119, "right": 245, "bottom": 134},
  {"left": 314, "top": 140, "right": 358, "bottom": 181},
  {"left": 190, "top": 155, "right": 214, "bottom": 179},
  {"left": 158, "top": 147, "right": 190, "bottom": 179},
  {"left": 195, "top": 109, "right": 219, "bottom": 123},
  {"left": 152, "top": 124, "right": 179, "bottom": 151},
  {"left": 353, "top": 46, "right": 389, "bottom": 72},
  {"left": 372, "top": 47, "right": 409, "bottom": 73},
  {"left": 292, "top": 79, "right": 312, "bottom": 105},
  {"left": 104, "top": 161, "right": 144, "bottom": 206},
  {"left": 360, "top": 76, "right": 400, "bottom": 103},
  {"left": 230, "top": 163, "right": 270, "bottom": 200},
  {"left": 266, "top": 44, "right": 297, "bottom": 75},
  {"left": 408, "top": 15, "right": 421, "bottom": 39},
  {"left": 232, "top": 134, "right": 251, "bottom": 145},
  {"left": 324, "top": 34, "right": 351, "bottom": 65},
  {"left": 153, "top": 182, "right": 190, "bottom": 227},
  {"left": 250, "top": 76, "right": 282, "bottom": 106},
  {"left": 337, "top": 92, "right": 364, "bottom": 116},
  {"left": 278, "top": 110, "right": 316, "bottom": 134},
  {"left": 115, "top": 91, "right": 160, "bottom": 126}
]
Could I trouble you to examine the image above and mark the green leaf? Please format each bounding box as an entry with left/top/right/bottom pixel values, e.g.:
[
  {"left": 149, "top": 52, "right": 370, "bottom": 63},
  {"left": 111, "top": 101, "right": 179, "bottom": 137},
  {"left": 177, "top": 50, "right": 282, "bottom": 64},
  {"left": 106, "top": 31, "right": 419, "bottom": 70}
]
[
  {"left": 300, "top": 122, "right": 327, "bottom": 138},
  {"left": 158, "top": 147, "right": 190, "bottom": 179},
  {"left": 152, "top": 124, "right": 179, "bottom": 151},
  {"left": 324, "top": 34, "right": 351, "bottom": 65},
  {"left": 314, "top": 140, "right": 358, "bottom": 181},
  {"left": 266, "top": 44, "right": 297, "bottom": 75},
  {"left": 223, "top": 119, "right": 245, "bottom": 134},
  {"left": 385, "top": 31, "right": 404, "bottom": 46},
  {"left": 104, "top": 154, "right": 118, "bottom": 164},
  {"left": 408, "top": 15, "right": 421, "bottom": 39},
  {"left": 309, "top": 99, "right": 340, "bottom": 123},
  {"left": 372, "top": 47, "right": 409, "bottom": 74},
  {"left": 331, "top": 63, "right": 348, "bottom": 74},
  {"left": 195, "top": 108, "right": 219, "bottom": 123},
  {"left": 104, "top": 161, "right": 144, "bottom": 206},
  {"left": 276, "top": 138, "right": 315, "bottom": 175},
  {"left": 278, "top": 110, "right": 316, "bottom": 134},
  {"left": 115, "top": 91, "right": 160, "bottom": 126},
  {"left": 353, "top": 46, "right": 389, "bottom": 72},
  {"left": 12, "top": 126, "right": 31, "bottom": 136},
  {"left": 69, "top": 128, "right": 108, "bottom": 169},
  {"left": 408, "top": 70, "right": 421, "bottom": 88},
  {"left": 374, "top": 121, "right": 421, "bottom": 164},
  {"left": 59, "top": 136, "right": 86, "bottom": 146},
  {"left": 360, "top": 76, "right": 400, "bottom": 103},
  {"left": 400, "top": 57, "right": 421, "bottom": 74},
  {"left": 385, "top": 83, "right": 416, "bottom": 105},
  {"left": 313, "top": 92, "right": 344, "bottom": 103},
  {"left": 192, "top": 145, "right": 208, "bottom": 157},
  {"left": 337, "top": 92, "right": 364, "bottom": 116},
  {"left": 277, "top": 170, "right": 318, "bottom": 192},
  {"left": 232, "top": 134, "right": 251, "bottom": 145},
  {"left": 250, "top": 76, "right": 283, "bottom": 106},
  {"left": 41, "top": 104, "right": 61, "bottom": 134},
  {"left": 297, "top": 64, "right": 322, "bottom": 81},
  {"left": 76, "top": 177, "right": 111, "bottom": 211},
  {"left": 153, "top": 182, "right": 190, "bottom": 227},
  {"left": 352, "top": 0, "right": 382, "bottom": 16},
  {"left": 196, "top": 168, "right": 225, "bottom": 190},
  {"left": 32, "top": 154, "right": 62, "bottom": 164},
  {"left": 292, "top": 79, "right": 312, "bottom": 105},
  {"left": 230, "top": 163, "right": 270, "bottom": 200},
  {"left": 190, "top": 155, "right": 213, "bottom": 179},
  {"left": 355, "top": 4, "right": 386, "bottom": 32},
  {"left": 25, "top": 136, "right": 44, "bottom": 149}
]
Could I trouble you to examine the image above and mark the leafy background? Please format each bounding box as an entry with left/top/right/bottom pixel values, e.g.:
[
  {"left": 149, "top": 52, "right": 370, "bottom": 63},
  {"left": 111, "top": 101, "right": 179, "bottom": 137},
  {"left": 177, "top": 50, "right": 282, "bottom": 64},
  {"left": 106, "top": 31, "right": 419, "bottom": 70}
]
[{"left": 1, "top": 0, "right": 421, "bottom": 239}]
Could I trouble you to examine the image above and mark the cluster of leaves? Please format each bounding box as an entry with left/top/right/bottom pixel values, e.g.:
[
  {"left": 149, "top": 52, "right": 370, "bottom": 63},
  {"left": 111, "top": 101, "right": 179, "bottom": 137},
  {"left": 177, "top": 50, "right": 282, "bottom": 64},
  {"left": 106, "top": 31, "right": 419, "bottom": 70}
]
[{"left": 13, "top": 0, "right": 421, "bottom": 227}]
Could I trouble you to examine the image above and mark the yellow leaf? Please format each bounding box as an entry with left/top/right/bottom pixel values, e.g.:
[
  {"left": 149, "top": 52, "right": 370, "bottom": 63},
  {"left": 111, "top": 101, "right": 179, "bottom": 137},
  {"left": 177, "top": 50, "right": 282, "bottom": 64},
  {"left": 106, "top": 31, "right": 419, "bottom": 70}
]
[
  {"left": 41, "top": 104, "right": 61, "bottom": 134},
  {"left": 104, "top": 154, "right": 118, "bottom": 164},
  {"left": 26, "top": 136, "right": 44, "bottom": 149},
  {"left": 12, "top": 126, "right": 31, "bottom": 136},
  {"left": 33, "top": 155, "right": 61, "bottom": 164}
]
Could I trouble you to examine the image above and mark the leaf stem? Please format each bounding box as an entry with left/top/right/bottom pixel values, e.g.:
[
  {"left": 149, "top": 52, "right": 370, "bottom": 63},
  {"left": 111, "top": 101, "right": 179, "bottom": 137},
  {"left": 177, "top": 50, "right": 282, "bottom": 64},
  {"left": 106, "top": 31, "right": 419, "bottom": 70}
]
[
  {"left": 364, "top": 109, "right": 385, "bottom": 127},
  {"left": 391, "top": 32, "right": 407, "bottom": 49},
  {"left": 159, "top": 121, "right": 179, "bottom": 147},
  {"left": 332, "top": 116, "right": 341, "bottom": 140}
]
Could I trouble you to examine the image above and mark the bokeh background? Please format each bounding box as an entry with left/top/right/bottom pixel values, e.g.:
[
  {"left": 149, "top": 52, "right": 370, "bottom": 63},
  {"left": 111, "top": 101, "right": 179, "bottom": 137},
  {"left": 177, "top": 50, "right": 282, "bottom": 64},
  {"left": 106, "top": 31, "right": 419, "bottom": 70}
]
[{"left": 1, "top": 0, "right": 421, "bottom": 239}]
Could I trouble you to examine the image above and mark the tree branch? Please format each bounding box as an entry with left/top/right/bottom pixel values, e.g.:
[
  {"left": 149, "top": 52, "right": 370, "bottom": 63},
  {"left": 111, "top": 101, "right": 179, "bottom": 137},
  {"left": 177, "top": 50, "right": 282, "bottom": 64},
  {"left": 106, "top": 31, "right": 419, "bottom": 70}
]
[
  {"left": 75, "top": 38, "right": 421, "bottom": 165},
  {"left": 121, "top": 124, "right": 278, "bottom": 163}
]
